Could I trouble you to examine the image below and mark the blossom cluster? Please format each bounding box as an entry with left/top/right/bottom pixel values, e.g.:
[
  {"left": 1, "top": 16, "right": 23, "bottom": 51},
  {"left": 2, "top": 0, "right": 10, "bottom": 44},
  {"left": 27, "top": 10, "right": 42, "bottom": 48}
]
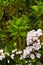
[
  {"left": 20, "top": 29, "right": 43, "bottom": 59},
  {"left": 0, "top": 49, "right": 22, "bottom": 63},
  {"left": 0, "top": 49, "right": 5, "bottom": 60},
  {"left": 0, "top": 29, "right": 43, "bottom": 64}
]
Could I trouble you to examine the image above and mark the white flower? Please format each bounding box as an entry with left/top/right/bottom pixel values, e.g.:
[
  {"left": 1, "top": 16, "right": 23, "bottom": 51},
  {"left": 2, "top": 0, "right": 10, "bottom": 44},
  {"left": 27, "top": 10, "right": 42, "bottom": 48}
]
[
  {"left": 26, "top": 35, "right": 33, "bottom": 45},
  {"left": 41, "top": 43, "right": 43, "bottom": 45},
  {"left": 30, "top": 54, "right": 35, "bottom": 59},
  {"left": 29, "top": 40, "right": 33, "bottom": 44},
  {"left": 10, "top": 54, "right": 14, "bottom": 59},
  {"left": 29, "top": 30, "right": 35, "bottom": 35},
  {"left": 33, "top": 43, "right": 41, "bottom": 50},
  {"left": 0, "top": 56, "right": 3, "bottom": 60},
  {"left": 27, "top": 40, "right": 33, "bottom": 45},
  {"left": 37, "top": 39, "right": 40, "bottom": 44},
  {"left": 23, "top": 47, "right": 33, "bottom": 58},
  {"left": 16, "top": 51, "right": 22, "bottom": 54},
  {"left": 35, "top": 37, "right": 38, "bottom": 40},
  {"left": 4, "top": 52, "right": 10, "bottom": 56},
  {"left": 26, "top": 46, "right": 33, "bottom": 53},
  {"left": 33, "top": 37, "right": 36, "bottom": 41},
  {"left": 33, "top": 36, "right": 38, "bottom": 41},
  {"left": 33, "top": 32, "right": 37, "bottom": 37},
  {"left": 20, "top": 55, "right": 23, "bottom": 60},
  {"left": 0, "top": 49, "right": 3, "bottom": 53},
  {"left": 12, "top": 49, "right": 17, "bottom": 53},
  {"left": 26, "top": 41, "right": 30, "bottom": 46},
  {"left": 36, "top": 53, "right": 41, "bottom": 58},
  {"left": 29, "top": 63, "right": 32, "bottom": 65},
  {"left": 1, "top": 53, "right": 5, "bottom": 58},
  {"left": 23, "top": 50, "right": 27, "bottom": 59},
  {"left": 36, "top": 29, "right": 42, "bottom": 36},
  {"left": 25, "top": 29, "right": 43, "bottom": 60},
  {"left": 29, "top": 60, "right": 31, "bottom": 62},
  {"left": 37, "top": 39, "right": 40, "bottom": 43},
  {"left": 26, "top": 30, "right": 35, "bottom": 45},
  {"left": 25, "top": 61, "right": 27, "bottom": 63},
  {"left": 7, "top": 60, "right": 10, "bottom": 63},
  {"left": 0, "top": 54, "right": 5, "bottom": 60},
  {"left": 0, "top": 50, "right": 5, "bottom": 60}
]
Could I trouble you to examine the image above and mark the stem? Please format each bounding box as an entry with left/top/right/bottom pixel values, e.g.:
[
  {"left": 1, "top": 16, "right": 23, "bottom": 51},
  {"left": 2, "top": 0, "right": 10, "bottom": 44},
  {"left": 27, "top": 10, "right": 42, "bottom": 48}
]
[
  {"left": 23, "top": 37, "right": 25, "bottom": 49},
  {"left": 18, "top": 35, "right": 21, "bottom": 50},
  {"left": 17, "top": 35, "right": 21, "bottom": 50}
]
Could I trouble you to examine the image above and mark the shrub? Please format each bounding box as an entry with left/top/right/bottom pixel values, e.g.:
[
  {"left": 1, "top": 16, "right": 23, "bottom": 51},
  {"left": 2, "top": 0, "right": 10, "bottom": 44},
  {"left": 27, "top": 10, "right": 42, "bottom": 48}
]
[{"left": 0, "top": 0, "right": 43, "bottom": 65}]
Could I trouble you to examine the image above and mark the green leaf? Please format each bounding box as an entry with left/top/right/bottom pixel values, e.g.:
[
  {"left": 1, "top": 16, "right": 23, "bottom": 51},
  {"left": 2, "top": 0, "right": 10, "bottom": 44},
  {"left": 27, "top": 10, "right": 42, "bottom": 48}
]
[
  {"left": 31, "top": 5, "right": 38, "bottom": 12},
  {"left": 19, "top": 26, "right": 24, "bottom": 31},
  {"left": 0, "top": 10, "right": 4, "bottom": 19},
  {"left": 20, "top": 32, "right": 27, "bottom": 37},
  {"left": 10, "top": 32, "right": 18, "bottom": 36},
  {"left": 40, "top": 6, "right": 43, "bottom": 14},
  {"left": 36, "top": 61, "right": 42, "bottom": 65},
  {"left": 16, "top": 17, "right": 23, "bottom": 26}
]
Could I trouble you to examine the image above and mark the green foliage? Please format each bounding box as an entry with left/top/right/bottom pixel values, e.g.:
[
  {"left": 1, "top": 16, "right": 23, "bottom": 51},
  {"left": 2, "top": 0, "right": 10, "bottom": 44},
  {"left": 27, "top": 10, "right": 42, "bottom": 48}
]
[
  {"left": 0, "top": 0, "right": 43, "bottom": 65},
  {"left": 36, "top": 61, "right": 42, "bottom": 65},
  {"left": 0, "top": 10, "right": 4, "bottom": 19},
  {"left": 7, "top": 15, "right": 29, "bottom": 50},
  {"left": 7, "top": 16, "right": 29, "bottom": 37}
]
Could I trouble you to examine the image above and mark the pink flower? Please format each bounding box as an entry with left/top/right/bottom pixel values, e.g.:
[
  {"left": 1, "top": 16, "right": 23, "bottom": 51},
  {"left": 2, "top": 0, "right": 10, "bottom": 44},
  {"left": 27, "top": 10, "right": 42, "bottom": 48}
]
[{"left": 33, "top": 43, "right": 41, "bottom": 50}]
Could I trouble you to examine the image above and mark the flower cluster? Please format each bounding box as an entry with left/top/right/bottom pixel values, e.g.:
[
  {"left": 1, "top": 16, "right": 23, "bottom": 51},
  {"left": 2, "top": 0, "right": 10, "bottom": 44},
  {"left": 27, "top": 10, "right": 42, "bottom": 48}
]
[
  {"left": 0, "top": 49, "right": 5, "bottom": 60},
  {"left": 0, "top": 48, "right": 22, "bottom": 63},
  {"left": 20, "top": 29, "right": 43, "bottom": 59},
  {"left": 0, "top": 29, "right": 43, "bottom": 64}
]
